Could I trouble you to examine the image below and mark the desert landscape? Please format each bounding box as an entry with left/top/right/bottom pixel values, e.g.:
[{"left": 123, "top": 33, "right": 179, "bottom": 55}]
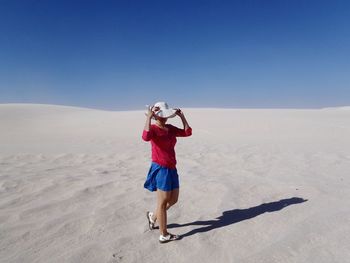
[{"left": 0, "top": 103, "right": 349, "bottom": 262}]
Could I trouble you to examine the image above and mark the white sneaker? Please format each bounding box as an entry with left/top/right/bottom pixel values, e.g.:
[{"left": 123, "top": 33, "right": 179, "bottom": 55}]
[
  {"left": 159, "top": 233, "right": 180, "bottom": 243},
  {"left": 146, "top": 211, "right": 155, "bottom": 230}
]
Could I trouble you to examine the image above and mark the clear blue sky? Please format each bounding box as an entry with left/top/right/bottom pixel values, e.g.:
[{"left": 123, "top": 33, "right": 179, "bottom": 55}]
[{"left": 1, "top": 0, "right": 349, "bottom": 110}]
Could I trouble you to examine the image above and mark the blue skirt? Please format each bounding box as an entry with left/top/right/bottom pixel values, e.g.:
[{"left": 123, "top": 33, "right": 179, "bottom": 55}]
[{"left": 144, "top": 162, "right": 179, "bottom": 192}]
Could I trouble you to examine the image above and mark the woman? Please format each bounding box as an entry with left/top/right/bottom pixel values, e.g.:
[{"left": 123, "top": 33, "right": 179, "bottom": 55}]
[{"left": 142, "top": 101, "right": 192, "bottom": 243}]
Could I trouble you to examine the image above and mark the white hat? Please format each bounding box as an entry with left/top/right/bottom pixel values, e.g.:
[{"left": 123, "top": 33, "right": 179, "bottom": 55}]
[{"left": 153, "top": 101, "right": 177, "bottom": 118}]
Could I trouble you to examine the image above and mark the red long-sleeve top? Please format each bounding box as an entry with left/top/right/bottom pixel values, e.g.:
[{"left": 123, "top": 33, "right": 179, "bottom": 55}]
[{"left": 142, "top": 124, "right": 192, "bottom": 169}]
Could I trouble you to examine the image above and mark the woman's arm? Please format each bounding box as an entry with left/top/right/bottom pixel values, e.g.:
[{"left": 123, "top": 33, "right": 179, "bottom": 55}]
[
  {"left": 174, "top": 109, "right": 192, "bottom": 137},
  {"left": 144, "top": 113, "right": 152, "bottom": 132},
  {"left": 176, "top": 109, "right": 190, "bottom": 130},
  {"left": 142, "top": 106, "right": 155, "bottom": 141}
]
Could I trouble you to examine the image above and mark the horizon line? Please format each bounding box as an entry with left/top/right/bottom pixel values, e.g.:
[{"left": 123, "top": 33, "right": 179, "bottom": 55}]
[{"left": 1, "top": 102, "right": 350, "bottom": 112}]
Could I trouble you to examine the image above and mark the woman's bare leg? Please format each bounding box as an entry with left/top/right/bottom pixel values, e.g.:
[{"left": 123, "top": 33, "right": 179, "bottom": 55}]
[
  {"left": 153, "top": 188, "right": 179, "bottom": 223},
  {"left": 167, "top": 188, "right": 179, "bottom": 210},
  {"left": 156, "top": 189, "right": 171, "bottom": 236}
]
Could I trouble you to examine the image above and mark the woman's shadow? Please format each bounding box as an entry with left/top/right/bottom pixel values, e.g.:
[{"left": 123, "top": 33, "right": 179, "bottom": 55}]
[{"left": 168, "top": 197, "right": 308, "bottom": 239}]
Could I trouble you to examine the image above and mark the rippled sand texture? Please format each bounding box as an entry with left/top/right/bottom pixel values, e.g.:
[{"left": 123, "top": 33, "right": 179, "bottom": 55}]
[{"left": 0, "top": 104, "right": 349, "bottom": 263}]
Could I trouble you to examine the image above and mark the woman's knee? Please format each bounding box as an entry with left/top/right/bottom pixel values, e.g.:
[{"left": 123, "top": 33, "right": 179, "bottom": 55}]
[
  {"left": 168, "top": 194, "right": 179, "bottom": 206},
  {"left": 170, "top": 189, "right": 179, "bottom": 205},
  {"left": 170, "top": 197, "right": 178, "bottom": 206},
  {"left": 157, "top": 191, "right": 171, "bottom": 206},
  {"left": 158, "top": 199, "right": 169, "bottom": 209}
]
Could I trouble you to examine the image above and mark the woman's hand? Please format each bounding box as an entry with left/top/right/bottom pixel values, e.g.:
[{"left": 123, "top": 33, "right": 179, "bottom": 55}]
[
  {"left": 175, "top": 108, "right": 185, "bottom": 118},
  {"left": 147, "top": 105, "right": 160, "bottom": 118},
  {"left": 175, "top": 108, "right": 190, "bottom": 130},
  {"left": 144, "top": 105, "right": 159, "bottom": 132}
]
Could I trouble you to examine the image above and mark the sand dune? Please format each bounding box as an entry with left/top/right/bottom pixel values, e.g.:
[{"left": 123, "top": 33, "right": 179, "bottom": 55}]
[{"left": 0, "top": 104, "right": 349, "bottom": 263}]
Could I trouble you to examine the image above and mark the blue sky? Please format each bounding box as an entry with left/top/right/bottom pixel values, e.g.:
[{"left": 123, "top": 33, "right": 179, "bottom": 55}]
[{"left": 0, "top": 0, "right": 349, "bottom": 110}]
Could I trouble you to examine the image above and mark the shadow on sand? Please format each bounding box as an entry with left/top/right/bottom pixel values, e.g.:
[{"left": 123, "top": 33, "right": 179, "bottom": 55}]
[{"left": 168, "top": 197, "right": 308, "bottom": 239}]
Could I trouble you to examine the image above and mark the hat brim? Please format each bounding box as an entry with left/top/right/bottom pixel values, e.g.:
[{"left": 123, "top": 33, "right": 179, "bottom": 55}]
[{"left": 155, "top": 109, "right": 176, "bottom": 118}]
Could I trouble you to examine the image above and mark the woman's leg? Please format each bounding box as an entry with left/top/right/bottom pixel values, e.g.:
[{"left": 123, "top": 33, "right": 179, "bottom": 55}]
[
  {"left": 152, "top": 188, "right": 179, "bottom": 222},
  {"left": 156, "top": 189, "right": 171, "bottom": 236},
  {"left": 167, "top": 188, "right": 179, "bottom": 210}
]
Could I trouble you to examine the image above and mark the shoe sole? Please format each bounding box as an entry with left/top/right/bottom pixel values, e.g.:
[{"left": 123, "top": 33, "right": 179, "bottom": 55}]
[
  {"left": 159, "top": 235, "right": 179, "bottom": 243},
  {"left": 159, "top": 239, "right": 178, "bottom": 244},
  {"left": 146, "top": 211, "right": 154, "bottom": 230}
]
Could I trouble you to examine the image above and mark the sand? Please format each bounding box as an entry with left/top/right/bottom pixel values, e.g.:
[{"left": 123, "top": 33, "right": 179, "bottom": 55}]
[{"left": 0, "top": 103, "right": 349, "bottom": 263}]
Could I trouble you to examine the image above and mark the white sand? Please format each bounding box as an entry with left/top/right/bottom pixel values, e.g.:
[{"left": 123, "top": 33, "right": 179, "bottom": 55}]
[{"left": 0, "top": 103, "right": 349, "bottom": 263}]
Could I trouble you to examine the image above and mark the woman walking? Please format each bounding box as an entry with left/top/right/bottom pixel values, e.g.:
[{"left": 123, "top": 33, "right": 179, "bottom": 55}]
[{"left": 142, "top": 102, "right": 192, "bottom": 243}]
